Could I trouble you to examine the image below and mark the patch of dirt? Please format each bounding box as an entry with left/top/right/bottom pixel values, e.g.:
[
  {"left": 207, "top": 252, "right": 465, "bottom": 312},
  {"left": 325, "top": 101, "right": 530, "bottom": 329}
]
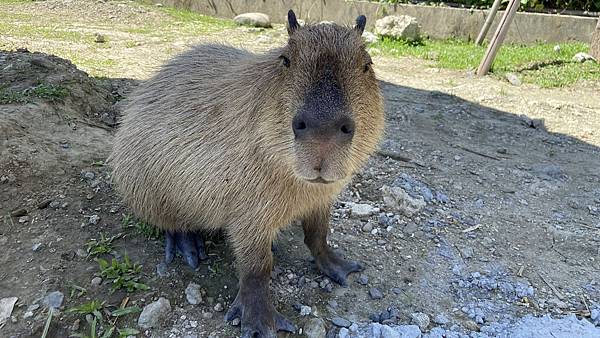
[{"left": 1, "top": 1, "right": 599, "bottom": 338}]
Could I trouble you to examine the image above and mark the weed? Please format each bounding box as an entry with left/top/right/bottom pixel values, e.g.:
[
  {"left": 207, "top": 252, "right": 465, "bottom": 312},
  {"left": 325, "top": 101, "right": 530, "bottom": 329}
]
[
  {"left": 117, "top": 328, "right": 140, "bottom": 337},
  {"left": 0, "top": 88, "right": 28, "bottom": 104},
  {"left": 111, "top": 306, "right": 141, "bottom": 318},
  {"left": 97, "top": 255, "right": 149, "bottom": 293},
  {"left": 41, "top": 309, "right": 53, "bottom": 338},
  {"left": 26, "top": 84, "right": 69, "bottom": 102},
  {"left": 69, "top": 284, "right": 87, "bottom": 298},
  {"left": 86, "top": 233, "right": 119, "bottom": 257},
  {"left": 67, "top": 300, "right": 104, "bottom": 322},
  {"left": 122, "top": 214, "right": 163, "bottom": 240}
]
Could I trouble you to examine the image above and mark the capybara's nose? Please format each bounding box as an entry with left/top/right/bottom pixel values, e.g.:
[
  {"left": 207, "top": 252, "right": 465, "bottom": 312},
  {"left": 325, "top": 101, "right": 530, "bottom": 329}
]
[{"left": 293, "top": 114, "right": 355, "bottom": 142}]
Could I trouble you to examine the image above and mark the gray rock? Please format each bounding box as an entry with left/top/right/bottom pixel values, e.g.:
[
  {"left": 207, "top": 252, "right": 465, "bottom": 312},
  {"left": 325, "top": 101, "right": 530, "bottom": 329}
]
[
  {"left": 553, "top": 44, "right": 561, "bottom": 53},
  {"left": 381, "top": 185, "right": 426, "bottom": 216},
  {"left": 410, "top": 312, "right": 430, "bottom": 331},
  {"left": 362, "top": 222, "right": 374, "bottom": 232},
  {"left": 138, "top": 297, "right": 171, "bottom": 329},
  {"left": 43, "top": 291, "right": 64, "bottom": 310},
  {"left": 32, "top": 243, "right": 42, "bottom": 252},
  {"left": 347, "top": 202, "right": 379, "bottom": 218},
  {"left": 304, "top": 317, "right": 327, "bottom": 338},
  {"left": 88, "top": 214, "right": 100, "bottom": 225},
  {"left": 505, "top": 72, "right": 521, "bottom": 86},
  {"left": 90, "top": 277, "right": 102, "bottom": 287},
  {"left": 300, "top": 305, "right": 312, "bottom": 316},
  {"left": 338, "top": 327, "right": 350, "bottom": 338},
  {"left": 331, "top": 316, "right": 352, "bottom": 328},
  {"left": 395, "top": 325, "right": 422, "bottom": 337},
  {"left": 591, "top": 307, "right": 599, "bottom": 325},
  {"left": 572, "top": 52, "right": 596, "bottom": 63},
  {"left": 185, "top": 282, "right": 202, "bottom": 305},
  {"left": 433, "top": 313, "right": 450, "bottom": 325},
  {"left": 233, "top": 13, "right": 271, "bottom": 28},
  {"left": 357, "top": 274, "right": 369, "bottom": 285},
  {"left": 381, "top": 325, "right": 400, "bottom": 338},
  {"left": 369, "top": 287, "right": 383, "bottom": 300},
  {"left": 156, "top": 262, "right": 169, "bottom": 277},
  {"left": 375, "top": 15, "right": 421, "bottom": 42},
  {"left": 214, "top": 303, "right": 224, "bottom": 312},
  {"left": 362, "top": 31, "right": 378, "bottom": 44},
  {"left": 0, "top": 297, "right": 18, "bottom": 325}
]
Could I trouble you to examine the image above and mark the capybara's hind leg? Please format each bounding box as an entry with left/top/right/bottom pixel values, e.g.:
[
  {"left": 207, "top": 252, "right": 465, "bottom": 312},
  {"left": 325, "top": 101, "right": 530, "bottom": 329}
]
[
  {"left": 164, "top": 230, "right": 209, "bottom": 269},
  {"left": 302, "top": 205, "right": 363, "bottom": 286},
  {"left": 225, "top": 229, "right": 296, "bottom": 337}
]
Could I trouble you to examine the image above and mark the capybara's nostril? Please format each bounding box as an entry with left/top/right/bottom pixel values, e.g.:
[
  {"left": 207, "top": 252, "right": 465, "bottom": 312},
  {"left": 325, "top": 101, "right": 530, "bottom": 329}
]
[{"left": 337, "top": 116, "right": 355, "bottom": 141}]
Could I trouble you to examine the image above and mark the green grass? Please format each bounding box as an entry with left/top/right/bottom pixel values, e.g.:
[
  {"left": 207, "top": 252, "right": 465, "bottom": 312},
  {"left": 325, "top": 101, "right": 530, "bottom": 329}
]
[
  {"left": 97, "top": 255, "right": 149, "bottom": 293},
  {"left": 122, "top": 214, "right": 163, "bottom": 240},
  {"left": 86, "top": 233, "right": 119, "bottom": 257},
  {"left": 0, "top": 84, "right": 69, "bottom": 104},
  {"left": 371, "top": 38, "right": 600, "bottom": 87}
]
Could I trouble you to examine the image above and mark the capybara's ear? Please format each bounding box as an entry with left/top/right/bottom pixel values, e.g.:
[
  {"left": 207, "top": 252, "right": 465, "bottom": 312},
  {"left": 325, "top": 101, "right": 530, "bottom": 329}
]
[
  {"left": 355, "top": 15, "right": 366, "bottom": 35},
  {"left": 287, "top": 9, "right": 298, "bottom": 35}
]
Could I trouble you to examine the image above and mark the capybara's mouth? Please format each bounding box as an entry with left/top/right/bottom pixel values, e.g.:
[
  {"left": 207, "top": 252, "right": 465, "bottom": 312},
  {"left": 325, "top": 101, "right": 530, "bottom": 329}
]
[{"left": 306, "top": 177, "right": 335, "bottom": 184}]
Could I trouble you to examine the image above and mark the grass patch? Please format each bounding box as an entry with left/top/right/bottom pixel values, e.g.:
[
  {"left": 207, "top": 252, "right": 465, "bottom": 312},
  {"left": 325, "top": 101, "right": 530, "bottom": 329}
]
[
  {"left": 122, "top": 214, "right": 163, "bottom": 240},
  {"left": 0, "top": 84, "right": 69, "bottom": 104},
  {"left": 372, "top": 38, "right": 600, "bottom": 87},
  {"left": 97, "top": 255, "right": 149, "bottom": 293},
  {"left": 86, "top": 233, "right": 119, "bottom": 257}
]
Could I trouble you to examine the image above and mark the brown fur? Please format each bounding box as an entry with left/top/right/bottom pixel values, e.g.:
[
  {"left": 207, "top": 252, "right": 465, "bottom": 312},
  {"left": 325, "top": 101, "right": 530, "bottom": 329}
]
[{"left": 109, "top": 22, "right": 384, "bottom": 276}]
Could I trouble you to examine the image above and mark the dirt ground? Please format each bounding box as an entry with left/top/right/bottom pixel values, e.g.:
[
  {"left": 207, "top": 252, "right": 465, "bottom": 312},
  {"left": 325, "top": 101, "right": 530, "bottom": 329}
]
[{"left": 1, "top": 1, "right": 600, "bottom": 338}]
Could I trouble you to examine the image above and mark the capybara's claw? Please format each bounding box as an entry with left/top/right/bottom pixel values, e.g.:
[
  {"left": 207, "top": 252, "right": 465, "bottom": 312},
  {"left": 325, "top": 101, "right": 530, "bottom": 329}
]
[
  {"left": 164, "top": 231, "right": 209, "bottom": 269},
  {"left": 316, "top": 251, "right": 363, "bottom": 286},
  {"left": 225, "top": 291, "right": 295, "bottom": 337}
]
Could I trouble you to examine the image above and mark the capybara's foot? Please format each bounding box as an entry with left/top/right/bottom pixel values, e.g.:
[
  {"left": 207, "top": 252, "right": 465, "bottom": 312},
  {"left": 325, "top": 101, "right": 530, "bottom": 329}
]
[
  {"left": 225, "top": 291, "right": 296, "bottom": 337},
  {"left": 315, "top": 251, "right": 363, "bottom": 286},
  {"left": 164, "top": 230, "right": 209, "bottom": 269}
]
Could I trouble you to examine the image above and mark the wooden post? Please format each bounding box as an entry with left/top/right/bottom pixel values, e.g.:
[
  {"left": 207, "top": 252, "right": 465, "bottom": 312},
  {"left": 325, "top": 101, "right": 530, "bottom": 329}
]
[
  {"left": 590, "top": 18, "right": 600, "bottom": 60},
  {"left": 476, "top": 0, "right": 520, "bottom": 76},
  {"left": 475, "top": 0, "right": 503, "bottom": 45}
]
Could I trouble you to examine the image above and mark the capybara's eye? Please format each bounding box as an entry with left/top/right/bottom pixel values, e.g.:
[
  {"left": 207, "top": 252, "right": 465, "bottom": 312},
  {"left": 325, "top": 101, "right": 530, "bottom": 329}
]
[
  {"left": 279, "top": 55, "right": 290, "bottom": 68},
  {"left": 363, "top": 61, "right": 373, "bottom": 73}
]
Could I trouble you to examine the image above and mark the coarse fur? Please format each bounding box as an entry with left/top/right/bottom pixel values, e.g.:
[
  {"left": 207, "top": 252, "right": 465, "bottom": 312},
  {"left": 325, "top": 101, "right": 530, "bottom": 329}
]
[{"left": 109, "top": 20, "right": 384, "bottom": 276}]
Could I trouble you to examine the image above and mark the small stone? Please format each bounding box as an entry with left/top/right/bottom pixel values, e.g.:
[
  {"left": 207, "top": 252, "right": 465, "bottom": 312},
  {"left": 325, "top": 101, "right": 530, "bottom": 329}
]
[
  {"left": 49, "top": 201, "right": 61, "bottom": 209},
  {"left": 70, "top": 319, "right": 80, "bottom": 331},
  {"left": 433, "top": 313, "right": 449, "bottom": 325},
  {"left": 213, "top": 303, "right": 224, "bottom": 312},
  {"left": 349, "top": 323, "right": 359, "bottom": 332},
  {"left": 381, "top": 185, "right": 425, "bottom": 216},
  {"left": 300, "top": 305, "right": 312, "bottom": 316},
  {"left": 23, "top": 311, "right": 33, "bottom": 319},
  {"left": 380, "top": 325, "right": 400, "bottom": 338},
  {"left": 18, "top": 216, "right": 29, "bottom": 223},
  {"left": 347, "top": 202, "right": 378, "bottom": 218},
  {"left": 156, "top": 262, "right": 169, "bottom": 277},
  {"left": 138, "top": 297, "right": 171, "bottom": 329},
  {"left": 331, "top": 317, "right": 351, "bottom": 328},
  {"left": 505, "top": 72, "right": 521, "bottom": 86},
  {"left": 37, "top": 199, "right": 52, "bottom": 209},
  {"left": 32, "top": 243, "right": 42, "bottom": 252},
  {"left": 410, "top": 312, "right": 430, "bottom": 331},
  {"left": 338, "top": 327, "right": 350, "bottom": 338},
  {"left": 233, "top": 13, "right": 271, "bottom": 28},
  {"left": 10, "top": 208, "right": 27, "bottom": 217},
  {"left": 81, "top": 171, "right": 95, "bottom": 180},
  {"left": 88, "top": 215, "right": 100, "bottom": 225},
  {"left": 362, "top": 222, "right": 374, "bottom": 232},
  {"left": 357, "top": 274, "right": 369, "bottom": 285},
  {"left": 369, "top": 287, "right": 383, "bottom": 299},
  {"left": 231, "top": 317, "right": 240, "bottom": 326},
  {"left": 43, "top": 291, "right": 64, "bottom": 310},
  {"left": 0, "top": 297, "right": 18, "bottom": 325},
  {"left": 90, "top": 277, "right": 102, "bottom": 287},
  {"left": 572, "top": 52, "right": 596, "bottom": 63},
  {"left": 94, "top": 33, "right": 106, "bottom": 43},
  {"left": 75, "top": 248, "right": 87, "bottom": 258},
  {"left": 395, "top": 325, "right": 421, "bottom": 337},
  {"left": 304, "top": 317, "right": 327, "bottom": 338},
  {"left": 185, "top": 283, "right": 203, "bottom": 305},
  {"left": 553, "top": 45, "right": 561, "bottom": 53},
  {"left": 374, "top": 15, "right": 421, "bottom": 42}
]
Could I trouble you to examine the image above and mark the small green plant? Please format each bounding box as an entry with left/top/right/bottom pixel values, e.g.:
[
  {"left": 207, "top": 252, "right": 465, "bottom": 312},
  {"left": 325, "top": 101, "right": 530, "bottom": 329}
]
[
  {"left": 97, "top": 255, "right": 149, "bottom": 293},
  {"left": 117, "top": 328, "right": 140, "bottom": 338},
  {"left": 122, "top": 214, "right": 163, "bottom": 240},
  {"left": 69, "top": 317, "right": 115, "bottom": 338},
  {"left": 26, "top": 84, "right": 69, "bottom": 102},
  {"left": 69, "top": 284, "right": 87, "bottom": 298},
  {"left": 0, "top": 88, "right": 28, "bottom": 104},
  {"left": 67, "top": 300, "right": 105, "bottom": 322},
  {"left": 111, "top": 306, "right": 141, "bottom": 318},
  {"left": 86, "top": 234, "right": 119, "bottom": 257}
]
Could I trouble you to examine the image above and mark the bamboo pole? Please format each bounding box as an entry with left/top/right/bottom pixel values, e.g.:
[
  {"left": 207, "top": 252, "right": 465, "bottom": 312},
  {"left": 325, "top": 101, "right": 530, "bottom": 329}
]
[
  {"left": 475, "top": 0, "right": 503, "bottom": 45},
  {"left": 477, "top": 0, "right": 520, "bottom": 76}
]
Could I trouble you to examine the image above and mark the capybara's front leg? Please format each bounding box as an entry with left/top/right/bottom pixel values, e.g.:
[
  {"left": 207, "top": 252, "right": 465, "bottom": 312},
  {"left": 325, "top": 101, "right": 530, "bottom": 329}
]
[
  {"left": 225, "top": 229, "right": 295, "bottom": 337},
  {"left": 164, "top": 230, "right": 209, "bottom": 269},
  {"left": 302, "top": 204, "right": 363, "bottom": 286}
]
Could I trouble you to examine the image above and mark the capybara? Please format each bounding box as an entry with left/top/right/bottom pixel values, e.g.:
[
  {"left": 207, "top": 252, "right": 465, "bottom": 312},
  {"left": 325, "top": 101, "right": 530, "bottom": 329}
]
[{"left": 109, "top": 10, "right": 384, "bottom": 337}]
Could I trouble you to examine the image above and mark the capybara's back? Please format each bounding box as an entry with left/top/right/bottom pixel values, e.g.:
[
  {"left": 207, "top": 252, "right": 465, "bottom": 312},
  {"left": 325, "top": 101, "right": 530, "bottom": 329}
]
[{"left": 110, "top": 10, "right": 384, "bottom": 337}]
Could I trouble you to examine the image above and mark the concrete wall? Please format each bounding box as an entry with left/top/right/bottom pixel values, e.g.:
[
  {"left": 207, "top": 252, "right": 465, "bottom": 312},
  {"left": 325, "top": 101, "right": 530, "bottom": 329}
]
[{"left": 160, "top": 0, "right": 598, "bottom": 43}]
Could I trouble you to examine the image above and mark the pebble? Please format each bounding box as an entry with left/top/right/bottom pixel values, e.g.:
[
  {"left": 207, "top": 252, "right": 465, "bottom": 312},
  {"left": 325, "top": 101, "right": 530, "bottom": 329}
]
[
  {"left": 32, "top": 243, "right": 43, "bottom": 252},
  {"left": 43, "top": 291, "right": 64, "bottom": 310},
  {"left": 138, "top": 297, "right": 171, "bottom": 329},
  {"left": 380, "top": 325, "right": 400, "bottom": 338},
  {"left": 94, "top": 33, "right": 106, "bottom": 43},
  {"left": 331, "top": 316, "right": 351, "bottom": 328},
  {"left": 433, "top": 313, "right": 450, "bottom": 325},
  {"left": 362, "top": 222, "right": 374, "bottom": 232},
  {"left": 213, "top": 303, "right": 224, "bottom": 312},
  {"left": 572, "top": 52, "right": 596, "bottom": 63},
  {"left": 357, "top": 274, "right": 369, "bottom": 285},
  {"left": 70, "top": 319, "right": 80, "bottom": 331},
  {"left": 18, "top": 216, "right": 29, "bottom": 223},
  {"left": 381, "top": 185, "right": 425, "bottom": 216},
  {"left": 231, "top": 317, "right": 240, "bottom": 326},
  {"left": 88, "top": 214, "right": 100, "bottom": 225},
  {"left": 410, "top": 312, "right": 430, "bottom": 331},
  {"left": 90, "top": 277, "right": 102, "bottom": 287},
  {"left": 553, "top": 44, "right": 561, "bottom": 52},
  {"left": 304, "top": 317, "right": 327, "bottom": 338},
  {"left": 185, "top": 283, "right": 203, "bottom": 305},
  {"left": 347, "top": 202, "right": 379, "bottom": 218},
  {"left": 300, "top": 305, "right": 312, "bottom": 316},
  {"left": 0, "top": 297, "right": 18, "bottom": 324},
  {"left": 156, "top": 262, "right": 169, "bottom": 277},
  {"left": 369, "top": 287, "right": 383, "bottom": 299},
  {"left": 505, "top": 72, "right": 521, "bottom": 86}
]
